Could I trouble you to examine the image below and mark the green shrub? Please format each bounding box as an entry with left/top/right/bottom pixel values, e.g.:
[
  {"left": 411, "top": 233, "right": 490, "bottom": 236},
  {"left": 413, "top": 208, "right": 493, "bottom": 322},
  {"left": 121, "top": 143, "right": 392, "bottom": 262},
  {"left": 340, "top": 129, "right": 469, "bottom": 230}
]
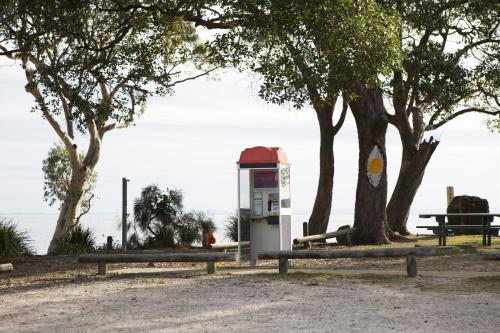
[
  {"left": 176, "top": 212, "right": 200, "bottom": 246},
  {"left": 0, "top": 217, "right": 34, "bottom": 260},
  {"left": 225, "top": 210, "right": 238, "bottom": 242},
  {"left": 196, "top": 212, "right": 216, "bottom": 248},
  {"left": 144, "top": 227, "right": 176, "bottom": 248},
  {"left": 132, "top": 185, "right": 217, "bottom": 248},
  {"left": 127, "top": 232, "right": 143, "bottom": 249},
  {"left": 56, "top": 224, "right": 96, "bottom": 254}
]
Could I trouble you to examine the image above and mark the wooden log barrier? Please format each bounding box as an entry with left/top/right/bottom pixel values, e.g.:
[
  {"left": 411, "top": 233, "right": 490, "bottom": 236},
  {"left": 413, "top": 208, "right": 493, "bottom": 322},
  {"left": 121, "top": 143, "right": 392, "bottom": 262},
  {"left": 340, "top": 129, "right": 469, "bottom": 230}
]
[
  {"left": 293, "top": 227, "right": 357, "bottom": 245},
  {"left": 207, "top": 261, "right": 216, "bottom": 274},
  {"left": 209, "top": 241, "right": 250, "bottom": 250},
  {"left": 406, "top": 254, "right": 417, "bottom": 278},
  {"left": 79, "top": 252, "right": 236, "bottom": 275},
  {"left": 483, "top": 252, "right": 500, "bottom": 260},
  {"left": 279, "top": 258, "right": 289, "bottom": 274},
  {"left": 259, "top": 247, "right": 437, "bottom": 277},
  {"left": 0, "top": 263, "right": 13, "bottom": 273}
]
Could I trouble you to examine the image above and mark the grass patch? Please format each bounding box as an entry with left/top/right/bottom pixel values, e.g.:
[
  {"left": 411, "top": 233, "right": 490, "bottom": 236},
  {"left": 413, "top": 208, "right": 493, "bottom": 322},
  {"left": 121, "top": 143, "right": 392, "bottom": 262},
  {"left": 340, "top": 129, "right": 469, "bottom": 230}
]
[
  {"left": 216, "top": 262, "right": 239, "bottom": 269},
  {"left": 442, "top": 235, "right": 500, "bottom": 246},
  {"left": 464, "top": 276, "right": 500, "bottom": 293},
  {"left": 258, "top": 271, "right": 409, "bottom": 285},
  {"left": 416, "top": 276, "right": 500, "bottom": 293},
  {"left": 329, "top": 235, "right": 500, "bottom": 250},
  {"left": 257, "top": 271, "right": 500, "bottom": 294}
]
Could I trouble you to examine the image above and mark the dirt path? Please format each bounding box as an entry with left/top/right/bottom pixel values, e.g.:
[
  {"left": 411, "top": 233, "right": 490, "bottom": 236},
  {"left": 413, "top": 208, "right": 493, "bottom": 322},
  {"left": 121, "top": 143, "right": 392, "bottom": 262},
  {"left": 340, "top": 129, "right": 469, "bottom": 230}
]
[
  {"left": 1, "top": 270, "right": 500, "bottom": 333},
  {"left": 1, "top": 248, "right": 500, "bottom": 332}
]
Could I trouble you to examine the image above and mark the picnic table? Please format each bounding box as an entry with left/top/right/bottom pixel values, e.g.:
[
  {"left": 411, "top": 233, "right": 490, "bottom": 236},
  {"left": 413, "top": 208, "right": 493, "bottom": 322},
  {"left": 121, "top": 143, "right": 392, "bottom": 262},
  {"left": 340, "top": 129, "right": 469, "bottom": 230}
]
[{"left": 417, "top": 213, "right": 500, "bottom": 246}]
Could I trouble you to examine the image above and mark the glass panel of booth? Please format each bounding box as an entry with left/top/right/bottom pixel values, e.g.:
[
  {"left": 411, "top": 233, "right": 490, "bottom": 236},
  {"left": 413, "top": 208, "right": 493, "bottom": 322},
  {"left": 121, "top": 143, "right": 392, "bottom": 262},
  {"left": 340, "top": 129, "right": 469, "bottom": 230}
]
[
  {"left": 280, "top": 165, "right": 291, "bottom": 208},
  {"left": 238, "top": 169, "right": 251, "bottom": 244},
  {"left": 239, "top": 169, "right": 250, "bottom": 209}
]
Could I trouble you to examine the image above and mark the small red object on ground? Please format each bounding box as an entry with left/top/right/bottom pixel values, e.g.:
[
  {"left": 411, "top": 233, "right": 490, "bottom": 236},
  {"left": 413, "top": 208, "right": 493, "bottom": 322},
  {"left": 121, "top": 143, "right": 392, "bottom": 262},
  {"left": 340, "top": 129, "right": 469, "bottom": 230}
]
[{"left": 208, "top": 233, "right": 216, "bottom": 245}]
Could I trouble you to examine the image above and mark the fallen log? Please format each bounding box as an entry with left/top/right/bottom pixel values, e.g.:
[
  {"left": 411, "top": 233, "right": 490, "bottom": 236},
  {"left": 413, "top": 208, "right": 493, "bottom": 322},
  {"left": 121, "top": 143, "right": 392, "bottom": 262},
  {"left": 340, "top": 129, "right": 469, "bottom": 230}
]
[
  {"left": 209, "top": 241, "right": 250, "bottom": 250},
  {"left": 293, "top": 227, "right": 356, "bottom": 245},
  {"left": 0, "top": 263, "right": 13, "bottom": 273}
]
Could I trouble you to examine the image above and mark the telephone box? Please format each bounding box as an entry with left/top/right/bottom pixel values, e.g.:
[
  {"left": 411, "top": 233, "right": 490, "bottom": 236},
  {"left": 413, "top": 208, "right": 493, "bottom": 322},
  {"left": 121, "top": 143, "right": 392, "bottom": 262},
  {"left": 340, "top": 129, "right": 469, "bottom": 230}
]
[{"left": 237, "top": 146, "right": 291, "bottom": 265}]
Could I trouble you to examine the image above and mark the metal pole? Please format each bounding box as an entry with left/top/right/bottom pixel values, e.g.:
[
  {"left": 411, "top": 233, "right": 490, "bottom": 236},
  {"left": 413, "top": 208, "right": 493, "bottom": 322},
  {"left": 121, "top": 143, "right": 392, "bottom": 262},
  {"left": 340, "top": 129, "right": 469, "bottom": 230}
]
[
  {"left": 122, "top": 177, "right": 129, "bottom": 252},
  {"left": 237, "top": 167, "right": 241, "bottom": 268}
]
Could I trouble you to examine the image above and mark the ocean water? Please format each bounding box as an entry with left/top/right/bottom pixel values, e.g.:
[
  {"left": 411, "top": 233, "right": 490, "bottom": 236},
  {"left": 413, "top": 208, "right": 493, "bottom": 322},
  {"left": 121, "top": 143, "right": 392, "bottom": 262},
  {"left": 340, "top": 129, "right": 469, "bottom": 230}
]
[{"left": 4, "top": 212, "right": 424, "bottom": 254}]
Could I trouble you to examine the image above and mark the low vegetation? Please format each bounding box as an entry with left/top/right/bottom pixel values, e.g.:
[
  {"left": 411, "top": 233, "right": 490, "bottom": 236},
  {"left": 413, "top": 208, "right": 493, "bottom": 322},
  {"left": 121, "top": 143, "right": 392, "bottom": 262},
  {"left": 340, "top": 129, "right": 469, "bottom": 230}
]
[
  {"left": 224, "top": 210, "right": 238, "bottom": 242},
  {"left": 0, "top": 217, "right": 34, "bottom": 260},
  {"left": 128, "top": 184, "right": 216, "bottom": 249},
  {"left": 55, "top": 224, "right": 96, "bottom": 254}
]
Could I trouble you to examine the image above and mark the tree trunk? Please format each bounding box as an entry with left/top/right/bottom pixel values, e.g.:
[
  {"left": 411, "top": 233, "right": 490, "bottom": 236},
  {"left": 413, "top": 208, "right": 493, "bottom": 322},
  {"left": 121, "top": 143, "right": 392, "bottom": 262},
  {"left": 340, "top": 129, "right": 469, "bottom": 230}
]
[
  {"left": 349, "top": 84, "right": 389, "bottom": 244},
  {"left": 308, "top": 107, "right": 335, "bottom": 235},
  {"left": 387, "top": 137, "right": 439, "bottom": 234},
  {"left": 47, "top": 134, "right": 101, "bottom": 255},
  {"left": 47, "top": 167, "right": 90, "bottom": 254}
]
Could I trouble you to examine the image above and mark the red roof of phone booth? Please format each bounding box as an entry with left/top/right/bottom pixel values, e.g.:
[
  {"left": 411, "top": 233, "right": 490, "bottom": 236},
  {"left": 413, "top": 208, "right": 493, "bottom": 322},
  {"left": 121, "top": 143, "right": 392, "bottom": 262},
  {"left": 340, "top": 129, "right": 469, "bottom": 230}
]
[{"left": 237, "top": 146, "right": 290, "bottom": 165}]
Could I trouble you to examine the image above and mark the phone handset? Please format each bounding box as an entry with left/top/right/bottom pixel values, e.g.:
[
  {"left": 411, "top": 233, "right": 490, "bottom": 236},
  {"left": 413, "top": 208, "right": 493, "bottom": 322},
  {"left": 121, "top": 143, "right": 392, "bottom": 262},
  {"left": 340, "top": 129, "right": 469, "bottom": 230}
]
[{"left": 268, "top": 193, "right": 279, "bottom": 216}]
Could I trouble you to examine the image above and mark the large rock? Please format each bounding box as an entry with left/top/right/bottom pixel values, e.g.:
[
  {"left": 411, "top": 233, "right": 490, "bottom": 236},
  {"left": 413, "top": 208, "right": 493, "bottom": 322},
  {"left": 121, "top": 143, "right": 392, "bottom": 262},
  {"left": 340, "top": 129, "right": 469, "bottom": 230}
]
[{"left": 447, "top": 195, "right": 491, "bottom": 235}]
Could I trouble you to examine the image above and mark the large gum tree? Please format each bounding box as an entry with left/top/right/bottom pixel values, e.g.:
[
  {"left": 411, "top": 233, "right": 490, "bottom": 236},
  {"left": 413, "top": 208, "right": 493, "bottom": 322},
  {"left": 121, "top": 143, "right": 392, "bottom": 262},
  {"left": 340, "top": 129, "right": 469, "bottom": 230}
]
[
  {"left": 0, "top": 1, "right": 213, "bottom": 253},
  {"left": 184, "top": 0, "right": 401, "bottom": 236},
  {"left": 384, "top": 0, "right": 499, "bottom": 235}
]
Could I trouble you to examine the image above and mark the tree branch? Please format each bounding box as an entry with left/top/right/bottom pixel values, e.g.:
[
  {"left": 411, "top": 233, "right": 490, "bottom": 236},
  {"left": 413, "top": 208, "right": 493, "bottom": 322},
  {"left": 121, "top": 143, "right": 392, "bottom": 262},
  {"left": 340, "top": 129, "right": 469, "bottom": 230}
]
[
  {"left": 151, "top": 66, "right": 220, "bottom": 89},
  {"left": 332, "top": 97, "right": 348, "bottom": 135},
  {"left": 100, "top": 122, "right": 133, "bottom": 135},
  {"left": 427, "top": 108, "right": 500, "bottom": 131},
  {"left": 75, "top": 193, "right": 95, "bottom": 227}
]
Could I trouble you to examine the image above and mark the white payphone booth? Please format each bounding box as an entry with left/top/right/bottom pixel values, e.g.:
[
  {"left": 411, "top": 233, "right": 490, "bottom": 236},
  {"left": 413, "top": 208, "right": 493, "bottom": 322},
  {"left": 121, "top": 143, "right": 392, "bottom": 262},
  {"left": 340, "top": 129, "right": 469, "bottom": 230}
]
[{"left": 237, "top": 146, "right": 292, "bottom": 266}]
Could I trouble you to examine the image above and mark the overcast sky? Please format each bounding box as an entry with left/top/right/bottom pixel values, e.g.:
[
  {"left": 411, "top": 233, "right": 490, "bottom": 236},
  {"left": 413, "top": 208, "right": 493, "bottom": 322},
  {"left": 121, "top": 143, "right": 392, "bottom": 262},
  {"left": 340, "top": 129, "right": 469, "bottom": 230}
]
[{"left": 0, "top": 57, "right": 499, "bottom": 218}]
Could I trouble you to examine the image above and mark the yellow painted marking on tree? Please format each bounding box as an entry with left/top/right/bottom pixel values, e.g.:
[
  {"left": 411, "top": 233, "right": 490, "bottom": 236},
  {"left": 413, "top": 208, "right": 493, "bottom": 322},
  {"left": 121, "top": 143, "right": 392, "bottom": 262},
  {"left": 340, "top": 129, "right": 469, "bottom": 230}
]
[
  {"left": 368, "top": 158, "right": 383, "bottom": 174},
  {"left": 367, "top": 146, "right": 383, "bottom": 188}
]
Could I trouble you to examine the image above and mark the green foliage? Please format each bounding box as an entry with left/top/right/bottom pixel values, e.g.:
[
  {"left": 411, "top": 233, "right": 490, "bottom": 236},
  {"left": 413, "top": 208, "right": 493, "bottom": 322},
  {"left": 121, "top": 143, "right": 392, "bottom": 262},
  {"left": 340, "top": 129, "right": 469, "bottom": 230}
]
[
  {"left": 213, "top": 0, "right": 401, "bottom": 109},
  {"left": 42, "top": 143, "right": 97, "bottom": 209},
  {"left": 127, "top": 231, "right": 143, "bottom": 250},
  {"left": 55, "top": 224, "right": 96, "bottom": 254},
  {"left": 0, "top": 217, "right": 34, "bottom": 259},
  {"left": 0, "top": 1, "right": 213, "bottom": 133},
  {"left": 133, "top": 185, "right": 216, "bottom": 247},
  {"left": 144, "top": 227, "right": 176, "bottom": 249},
  {"left": 225, "top": 210, "right": 239, "bottom": 242},
  {"left": 133, "top": 184, "right": 183, "bottom": 240},
  {"left": 175, "top": 212, "right": 201, "bottom": 247},
  {"left": 387, "top": 0, "right": 499, "bottom": 127},
  {"left": 196, "top": 211, "right": 216, "bottom": 247}
]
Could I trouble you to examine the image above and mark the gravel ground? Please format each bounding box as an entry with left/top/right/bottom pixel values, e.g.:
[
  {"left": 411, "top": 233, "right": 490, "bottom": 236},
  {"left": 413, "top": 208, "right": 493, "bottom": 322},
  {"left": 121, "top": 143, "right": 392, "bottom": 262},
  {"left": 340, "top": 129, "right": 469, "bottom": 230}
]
[
  {"left": 1, "top": 269, "right": 500, "bottom": 333},
  {"left": 1, "top": 248, "right": 500, "bottom": 332}
]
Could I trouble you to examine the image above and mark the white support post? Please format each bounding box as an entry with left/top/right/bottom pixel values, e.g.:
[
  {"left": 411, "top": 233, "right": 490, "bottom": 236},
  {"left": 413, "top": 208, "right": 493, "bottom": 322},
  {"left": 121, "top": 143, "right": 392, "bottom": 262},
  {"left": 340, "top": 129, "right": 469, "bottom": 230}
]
[{"left": 237, "top": 167, "right": 241, "bottom": 268}]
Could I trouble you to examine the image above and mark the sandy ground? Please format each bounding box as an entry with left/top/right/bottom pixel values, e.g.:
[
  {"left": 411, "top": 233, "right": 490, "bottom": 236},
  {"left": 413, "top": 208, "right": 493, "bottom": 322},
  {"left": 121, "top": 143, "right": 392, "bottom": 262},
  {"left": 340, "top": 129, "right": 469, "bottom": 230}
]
[
  {"left": 1, "top": 246, "right": 500, "bottom": 332},
  {"left": 1, "top": 269, "right": 500, "bottom": 333}
]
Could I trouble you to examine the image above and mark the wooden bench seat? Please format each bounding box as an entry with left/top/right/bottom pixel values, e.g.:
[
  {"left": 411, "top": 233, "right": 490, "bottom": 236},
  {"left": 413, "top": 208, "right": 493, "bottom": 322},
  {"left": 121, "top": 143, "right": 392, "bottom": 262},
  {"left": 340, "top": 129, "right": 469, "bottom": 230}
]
[
  {"left": 79, "top": 252, "right": 236, "bottom": 275},
  {"left": 417, "top": 225, "right": 500, "bottom": 246},
  {"left": 258, "top": 247, "right": 438, "bottom": 277},
  {"left": 418, "top": 214, "right": 500, "bottom": 246},
  {"left": 417, "top": 225, "right": 500, "bottom": 230}
]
